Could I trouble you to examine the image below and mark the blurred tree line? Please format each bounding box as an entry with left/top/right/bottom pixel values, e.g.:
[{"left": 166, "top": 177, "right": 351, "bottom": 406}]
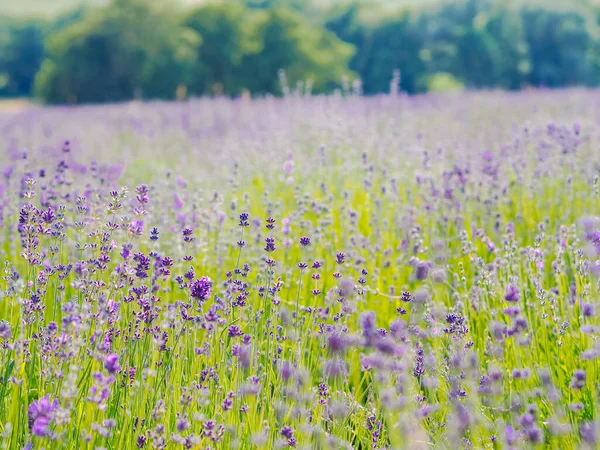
[{"left": 1, "top": 0, "right": 600, "bottom": 103}]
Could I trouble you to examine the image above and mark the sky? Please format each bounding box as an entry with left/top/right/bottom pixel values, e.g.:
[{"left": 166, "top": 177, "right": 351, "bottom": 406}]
[
  {"left": 3, "top": 0, "right": 437, "bottom": 18},
  {"left": 3, "top": 0, "right": 599, "bottom": 18}
]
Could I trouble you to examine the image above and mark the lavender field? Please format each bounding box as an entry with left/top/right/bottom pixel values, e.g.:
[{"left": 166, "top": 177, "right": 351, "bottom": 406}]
[{"left": 1, "top": 89, "right": 600, "bottom": 449}]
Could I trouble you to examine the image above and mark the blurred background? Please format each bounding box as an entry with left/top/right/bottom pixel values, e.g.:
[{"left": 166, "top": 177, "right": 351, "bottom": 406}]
[{"left": 2, "top": 0, "right": 600, "bottom": 104}]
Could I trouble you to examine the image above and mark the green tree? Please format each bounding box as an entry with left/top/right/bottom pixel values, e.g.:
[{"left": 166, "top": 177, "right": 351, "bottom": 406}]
[
  {"left": 357, "top": 13, "right": 428, "bottom": 94},
  {"left": 521, "top": 8, "right": 592, "bottom": 87},
  {"left": 184, "top": 2, "right": 354, "bottom": 96},
  {"left": 423, "top": 0, "right": 529, "bottom": 89},
  {"left": 244, "top": 7, "right": 355, "bottom": 94},
  {"left": 0, "top": 19, "right": 46, "bottom": 97},
  {"left": 183, "top": 3, "right": 263, "bottom": 96},
  {"left": 325, "top": 4, "right": 371, "bottom": 78},
  {"left": 35, "top": 0, "right": 199, "bottom": 104}
]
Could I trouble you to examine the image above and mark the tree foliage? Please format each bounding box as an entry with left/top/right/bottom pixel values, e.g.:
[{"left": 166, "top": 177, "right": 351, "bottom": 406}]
[
  {"left": 521, "top": 8, "right": 593, "bottom": 87},
  {"left": 2, "top": 0, "right": 600, "bottom": 103},
  {"left": 184, "top": 3, "right": 354, "bottom": 96},
  {"left": 34, "top": 0, "right": 199, "bottom": 103},
  {"left": 0, "top": 19, "right": 46, "bottom": 97}
]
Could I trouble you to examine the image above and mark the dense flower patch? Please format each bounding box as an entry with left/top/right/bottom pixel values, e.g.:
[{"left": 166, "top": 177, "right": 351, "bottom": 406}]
[{"left": 0, "top": 90, "right": 599, "bottom": 448}]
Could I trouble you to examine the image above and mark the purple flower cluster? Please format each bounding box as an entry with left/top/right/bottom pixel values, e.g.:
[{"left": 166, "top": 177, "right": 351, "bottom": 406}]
[
  {"left": 28, "top": 396, "right": 59, "bottom": 437},
  {"left": 190, "top": 276, "right": 212, "bottom": 302}
]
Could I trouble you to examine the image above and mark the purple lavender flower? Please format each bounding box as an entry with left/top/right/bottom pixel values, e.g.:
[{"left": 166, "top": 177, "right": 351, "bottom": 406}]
[
  {"left": 359, "top": 311, "right": 376, "bottom": 339},
  {"left": 41, "top": 207, "right": 55, "bottom": 224},
  {"left": 222, "top": 392, "right": 234, "bottom": 411},
  {"left": 327, "top": 333, "right": 346, "bottom": 354},
  {"left": 413, "top": 346, "right": 425, "bottom": 377},
  {"left": 136, "top": 435, "right": 147, "bottom": 448},
  {"left": 190, "top": 276, "right": 212, "bottom": 302},
  {"left": 238, "top": 213, "right": 249, "bottom": 227},
  {"left": 228, "top": 326, "right": 243, "bottom": 338},
  {"left": 176, "top": 417, "right": 190, "bottom": 432},
  {"left": 580, "top": 421, "right": 597, "bottom": 445},
  {"left": 513, "top": 317, "right": 528, "bottom": 332},
  {"left": 504, "top": 284, "right": 520, "bottom": 302},
  {"left": 400, "top": 291, "right": 413, "bottom": 302},
  {"left": 104, "top": 354, "right": 121, "bottom": 374},
  {"left": 283, "top": 159, "right": 294, "bottom": 174},
  {"left": 0, "top": 321, "right": 11, "bottom": 339},
  {"left": 505, "top": 425, "right": 521, "bottom": 446},
  {"left": 264, "top": 237, "right": 276, "bottom": 252},
  {"left": 182, "top": 228, "right": 194, "bottom": 243},
  {"left": 415, "top": 260, "right": 432, "bottom": 281},
  {"left": 28, "top": 396, "right": 59, "bottom": 437},
  {"left": 279, "top": 361, "right": 294, "bottom": 381},
  {"left": 526, "top": 426, "right": 543, "bottom": 444},
  {"left": 280, "top": 426, "right": 294, "bottom": 440},
  {"left": 570, "top": 370, "right": 586, "bottom": 390}
]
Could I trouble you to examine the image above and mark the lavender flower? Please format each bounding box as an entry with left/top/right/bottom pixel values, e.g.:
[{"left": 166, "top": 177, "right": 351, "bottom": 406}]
[
  {"left": 239, "top": 213, "right": 249, "bottom": 227},
  {"left": 280, "top": 426, "right": 294, "bottom": 440},
  {"left": 0, "top": 321, "right": 11, "bottom": 339},
  {"left": 28, "top": 396, "right": 59, "bottom": 437},
  {"left": 570, "top": 370, "right": 586, "bottom": 390},
  {"left": 415, "top": 260, "right": 432, "bottom": 281},
  {"left": 504, "top": 284, "right": 520, "bottom": 302},
  {"left": 104, "top": 354, "right": 121, "bottom": 374},
  {"left": 580, "top": 421, "right": 597, "bottom": 445},
  {"left": 190, "top": 276, "right": 212, "bottom": 302}
]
